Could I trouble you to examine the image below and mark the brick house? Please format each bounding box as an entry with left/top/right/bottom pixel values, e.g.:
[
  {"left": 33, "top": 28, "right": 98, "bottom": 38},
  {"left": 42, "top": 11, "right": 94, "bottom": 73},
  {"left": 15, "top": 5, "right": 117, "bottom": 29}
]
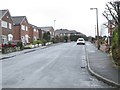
[
  {"left": 29, "top": 24, "right": 41, "bottom": 43},
  {"left": 12, "top": 16, "right": 30, "bottom": 45},
  {"left": 0, "top": 9, "right": 14, "bottom": 43},
  {"left": 40, "top": 26, "right": 54, "bottom": 39}
]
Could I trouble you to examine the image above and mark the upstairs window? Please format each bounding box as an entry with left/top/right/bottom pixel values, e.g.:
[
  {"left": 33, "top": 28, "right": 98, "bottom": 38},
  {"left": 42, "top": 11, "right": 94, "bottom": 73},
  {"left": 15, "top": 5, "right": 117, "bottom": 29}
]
[
  {"left": 9, "top": 23, "right": 12, "bottom": 29},
  {"left": 37, "top": 30, "right": 38, "bottom": 32},
  {"left": 1, "top": 20, "right": 7, "bottom": 28},
  {"left": 26, "top": 26, "right": 28, "bottom": 31},
  {"left": 21, "top": 25, "right": 25, "bottom": 30},
  {"left": 34, "top": 28, "right": 36, "bottom": 32}
]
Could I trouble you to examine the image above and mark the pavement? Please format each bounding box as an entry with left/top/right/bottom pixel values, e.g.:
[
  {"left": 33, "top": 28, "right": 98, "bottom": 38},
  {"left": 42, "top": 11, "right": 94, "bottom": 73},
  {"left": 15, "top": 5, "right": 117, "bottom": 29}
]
[
  {"left": 86, "top": 42, "right": 120, "bottom": 88},
  {"left": 0, "top": 43, "right": 62, "bottom": 60},
  {"left": 0, "top": 45, "right": 48, "bottom": 60}
]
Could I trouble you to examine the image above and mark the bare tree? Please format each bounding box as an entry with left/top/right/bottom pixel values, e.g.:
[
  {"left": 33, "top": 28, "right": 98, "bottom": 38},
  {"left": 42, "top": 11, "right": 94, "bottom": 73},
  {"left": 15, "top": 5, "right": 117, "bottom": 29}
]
[{"left": 103, "top": 0, "right": 120, "bottom": 27}]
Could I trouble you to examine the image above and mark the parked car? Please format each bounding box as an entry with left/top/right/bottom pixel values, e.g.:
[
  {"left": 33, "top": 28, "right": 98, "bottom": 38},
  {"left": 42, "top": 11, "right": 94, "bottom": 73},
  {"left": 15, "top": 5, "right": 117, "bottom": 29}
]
[{"left": 76, "top": 38, "right": 85, "bottom": 45}]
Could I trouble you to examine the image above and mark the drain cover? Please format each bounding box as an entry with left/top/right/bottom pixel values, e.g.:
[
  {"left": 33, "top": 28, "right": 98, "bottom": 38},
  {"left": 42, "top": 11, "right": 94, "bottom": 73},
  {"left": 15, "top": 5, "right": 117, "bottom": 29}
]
[{"left": 81, "top": 66, "right": 85, "bottom": 69}]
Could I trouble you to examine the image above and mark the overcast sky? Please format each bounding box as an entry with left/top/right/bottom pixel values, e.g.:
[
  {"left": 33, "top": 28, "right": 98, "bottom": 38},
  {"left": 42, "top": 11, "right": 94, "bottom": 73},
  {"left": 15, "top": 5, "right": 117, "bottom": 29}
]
[{"left": 0, "top": 0, "right": 111, "bottom": 37}]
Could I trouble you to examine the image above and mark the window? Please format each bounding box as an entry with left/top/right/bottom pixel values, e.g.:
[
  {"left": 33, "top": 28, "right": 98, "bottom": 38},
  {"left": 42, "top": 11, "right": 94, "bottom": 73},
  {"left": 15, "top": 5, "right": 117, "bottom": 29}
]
[
  {"left": 34, "top": 36, "right": 37, "bottom": 41},
  {"left": 8, "top": 34, "right": 13, "bottom": 41},
  {"left": 1, "top": 35, "right": 7, "bottom": 43},
  {"left": 21, "top": 36, "right": 25, "bottom": 43},
  {"left": 21, "top": 25, "right": 25, "bottom": 30},
  {"left": 1, "top": 20, "right": 7, "bottom": 28},
  {"left": 25, "top": 35, "right": 29, "bottom": 43},
  {"left": 34, "top": 28, "right": 36, "bottom": 32},
  {"left": 26, "top": 26, "right": 28, "bottom": 31},
  {"left": 37, "top": 30, "right": 38, "bottom": 32},
  {"left": 7, "top": 16, "right": 9, "bottom": 18},
  {"left": 9, "top": 23, "right": 12, "bottom": 29}
]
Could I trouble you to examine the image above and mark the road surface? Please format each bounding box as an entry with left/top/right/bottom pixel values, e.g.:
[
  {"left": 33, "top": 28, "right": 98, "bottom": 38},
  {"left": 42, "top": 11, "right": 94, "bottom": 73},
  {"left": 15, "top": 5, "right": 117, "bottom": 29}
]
[{"left": 2, "top": 42, "right": 112, "bottom": 88}]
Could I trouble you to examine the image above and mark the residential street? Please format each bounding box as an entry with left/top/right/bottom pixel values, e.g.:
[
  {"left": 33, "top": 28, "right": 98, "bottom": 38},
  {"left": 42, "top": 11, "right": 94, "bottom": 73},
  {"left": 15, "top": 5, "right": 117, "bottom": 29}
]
[{"left": 2, "top": 42, "right": 112, "bottom": 88}]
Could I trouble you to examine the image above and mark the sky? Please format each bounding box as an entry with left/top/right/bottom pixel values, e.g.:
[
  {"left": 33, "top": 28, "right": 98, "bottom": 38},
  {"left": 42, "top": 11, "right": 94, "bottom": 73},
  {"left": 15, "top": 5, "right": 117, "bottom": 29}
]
[{"left": 0, "top": 0, "right": 112, "bottom": 37}]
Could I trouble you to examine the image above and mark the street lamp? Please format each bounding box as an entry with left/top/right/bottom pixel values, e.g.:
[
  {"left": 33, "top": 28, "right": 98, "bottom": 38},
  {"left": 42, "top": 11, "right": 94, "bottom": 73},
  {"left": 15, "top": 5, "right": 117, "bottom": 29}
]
[
  {"left": 53, "top": 20, "right": 56, "bottom": 38},
  {"left": 90, "top": 8, "right": 100, "bottom": 50},
  {"left": 54, "top": 20, "right": 56, "bottom": 30}
]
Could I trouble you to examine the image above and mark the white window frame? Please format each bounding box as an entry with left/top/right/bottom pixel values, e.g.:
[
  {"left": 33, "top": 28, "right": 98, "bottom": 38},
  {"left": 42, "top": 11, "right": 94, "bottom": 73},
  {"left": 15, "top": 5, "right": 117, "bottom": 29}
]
[
  {"left": 9, "top": 23, "right": 12, "bottom": 29},
  {"left": 26, "top": 26, "right": 28, "bottom": 31},
  {"left": 1, "top": 20, "right": 7, "bottom": 28},
  {"left": 8, "top": 34, "right": 13, "bottom": 41},
  {"left": 37, "top": 29, "right": 38, "bottom": 32},
  {"left": 21, "top": 25, "right": 25, "bottom": 30},
  {"left": 34, "top": 28, "right": 36, "bottom": 32}
]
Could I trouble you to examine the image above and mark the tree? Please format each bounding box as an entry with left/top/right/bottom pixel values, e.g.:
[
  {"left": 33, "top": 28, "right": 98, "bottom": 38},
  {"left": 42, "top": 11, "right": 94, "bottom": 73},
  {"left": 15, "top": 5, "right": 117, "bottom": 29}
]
[
  {"left": 43, "top": 32, "right": 51, "bottom": 41},
  {"left": 103, "top": 0, "right": 120, "bottom": 45},
  {"left": 103, "top": 1, "right": 120, "bottom": 65},
  {"left": 103, "top": 1, "right": 120, "bottom": 27}
]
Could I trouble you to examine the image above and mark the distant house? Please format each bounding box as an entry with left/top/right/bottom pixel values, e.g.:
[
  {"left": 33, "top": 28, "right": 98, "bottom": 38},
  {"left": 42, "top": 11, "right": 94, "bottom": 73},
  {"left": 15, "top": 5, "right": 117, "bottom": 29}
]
[
  {"left": 0, "top": 9, "right": 14, "bottom": 43},
  {"left": 40, "top": 26, "right": 54, "bottom": 39},
  {"left": 55, "top": 29, "right": 86, "bottom": 41},
  {"left": 29, "top": 24, "right": 41, "bottom": 43},
  {"left": 12, "top": 16, "right": 30, "bottom": 45},
  {"left": 55, "top": 29, "right": 70, "bottom": 37},
  {"left": 55, "top": 29, "right": 84, "bottom": 37}
]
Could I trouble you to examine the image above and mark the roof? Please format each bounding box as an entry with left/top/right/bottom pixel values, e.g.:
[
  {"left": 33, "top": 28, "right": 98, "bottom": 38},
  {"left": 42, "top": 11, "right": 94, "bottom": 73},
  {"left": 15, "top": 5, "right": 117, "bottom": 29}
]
[
  {"left": 40, "top": 26, "right": 54, "bottom": 31},
  {"left": 0, "top": 9, "right": 8, "bottom": 19},
  {"left": 55, "top": 29, "right": 86, "bottom": 36},
  {"left": 55, "top": 29, "right": 70, "bottom": 34},
  {"left": 12, "top": 16, "right": 26, "bottom": 25},
  {"left": 29, "top": 23, "right": 37, "bottom": 28},
  {"left": 69, "top": 30, "right": 78, "bottom": 34}
]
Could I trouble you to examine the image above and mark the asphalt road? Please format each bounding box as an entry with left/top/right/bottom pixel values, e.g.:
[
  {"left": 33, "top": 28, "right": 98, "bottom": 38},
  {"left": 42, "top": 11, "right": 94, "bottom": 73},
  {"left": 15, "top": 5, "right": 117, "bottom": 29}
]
[{"left": 2, "top": 42, "right": 111, "bottom": 88}]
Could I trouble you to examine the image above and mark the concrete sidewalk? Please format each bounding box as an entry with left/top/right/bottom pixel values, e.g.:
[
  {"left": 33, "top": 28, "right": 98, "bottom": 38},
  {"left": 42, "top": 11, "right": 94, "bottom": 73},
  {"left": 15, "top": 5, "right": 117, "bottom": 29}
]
[
  {"left": 0, "top": 46, "right": 47, "bottom": 60},
  {"left": 0, "top": 43, "right": 62, "bottom": 60},
  {"left": 86, "top": 42, "right": 120, "bottom": 88}
]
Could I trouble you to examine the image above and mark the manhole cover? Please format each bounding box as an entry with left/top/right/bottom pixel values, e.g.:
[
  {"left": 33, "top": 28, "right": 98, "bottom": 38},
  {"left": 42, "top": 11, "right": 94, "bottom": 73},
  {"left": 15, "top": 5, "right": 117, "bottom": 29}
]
[{"left": 81, "top": 66, "right": 86, "bottom": 69}]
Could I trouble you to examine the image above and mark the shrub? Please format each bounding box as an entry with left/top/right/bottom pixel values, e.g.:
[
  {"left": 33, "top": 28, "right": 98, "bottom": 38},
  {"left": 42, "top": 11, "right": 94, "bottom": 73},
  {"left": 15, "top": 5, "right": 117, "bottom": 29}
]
[
  {"left": 36, "top": 40, "right": 42, "bottom": 44},
  {"left": 40, "top": 39, "right": 47, "bottom": 46},
  {"left": 50, "top": 38, "right": 57, "bottom": 43},
  {"left": 112, "top": 25, "right": 120, "bottom": 66}
]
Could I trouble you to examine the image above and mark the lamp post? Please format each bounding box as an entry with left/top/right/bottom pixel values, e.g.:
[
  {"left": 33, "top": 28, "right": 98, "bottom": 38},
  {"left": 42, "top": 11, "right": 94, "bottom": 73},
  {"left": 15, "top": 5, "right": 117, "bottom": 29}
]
[
  {"left": 53, "top": 20, "right": 56, "bottom": 38},
  {"left": 95, "top": 25, "right": 96, "bottom": 38},
  {"left": 90, "top": 8, "right": 100, "bottom": 50},
  {"left": 54, "top": 20, "right": 56, "bottom": 30}
]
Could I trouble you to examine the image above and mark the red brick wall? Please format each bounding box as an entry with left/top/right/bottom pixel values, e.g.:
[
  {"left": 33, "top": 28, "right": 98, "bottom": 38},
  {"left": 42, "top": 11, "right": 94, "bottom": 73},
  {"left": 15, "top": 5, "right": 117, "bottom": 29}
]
[
  {"left": 2, "top": 11, "right": 13, "bottom": 38},
  {"left": 12, "top": 26, "right": 20, "bottom": 40},
  {"left": 21, "top": 20, "right": 29, "bottom": 36},
  {"left": 28, "top": 25, "right": 33, "bottom": 43},
  {"left": 33, "top": 29, "right": 39, "bottom": 39},
  {"left": 39, "top": 29, "right": 42, "bottom": 39}
]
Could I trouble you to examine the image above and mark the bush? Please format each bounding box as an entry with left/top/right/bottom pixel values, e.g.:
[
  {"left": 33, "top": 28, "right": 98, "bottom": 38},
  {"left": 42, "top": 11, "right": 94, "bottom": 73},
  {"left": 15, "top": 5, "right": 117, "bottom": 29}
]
[
  {"left": 33, "top": 40, "right": 42, "bottom": 45},
  {"left": 50, "top": 38, "right": 57, "bottom": 43},
  {"left": 51, "top": 36, "right": 64, "bottom": 43},
  {"left": 40, "top": 39, "right": 47, "bottom": 46},
  {"left": 112, "top": 25, "right": 120, "bottom": 66}
]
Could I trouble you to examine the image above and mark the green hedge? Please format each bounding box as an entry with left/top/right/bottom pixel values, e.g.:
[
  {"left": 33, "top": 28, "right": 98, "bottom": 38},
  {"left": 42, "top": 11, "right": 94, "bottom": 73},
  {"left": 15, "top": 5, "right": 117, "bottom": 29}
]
[
  {"left": 33, "top": 40, "right": 42, "bottom": 45},
  {"left": 112, "top": 24, "right": 120, "bottom": 66}
]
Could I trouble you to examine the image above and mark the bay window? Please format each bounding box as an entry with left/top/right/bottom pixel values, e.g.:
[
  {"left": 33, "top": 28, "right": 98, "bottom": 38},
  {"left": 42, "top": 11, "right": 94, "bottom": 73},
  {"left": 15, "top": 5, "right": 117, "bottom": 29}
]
[{"left": 1, "top": 20, "right": 7, "bottom": 28}]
